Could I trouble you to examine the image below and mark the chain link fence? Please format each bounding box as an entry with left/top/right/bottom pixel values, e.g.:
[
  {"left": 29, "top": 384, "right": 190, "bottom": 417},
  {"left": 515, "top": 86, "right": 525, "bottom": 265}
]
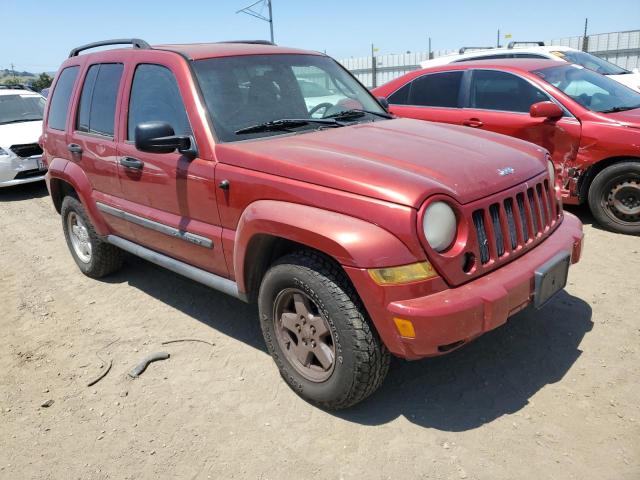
[{"left": 339, "top": 30, "right": 640, "bottom": 88}]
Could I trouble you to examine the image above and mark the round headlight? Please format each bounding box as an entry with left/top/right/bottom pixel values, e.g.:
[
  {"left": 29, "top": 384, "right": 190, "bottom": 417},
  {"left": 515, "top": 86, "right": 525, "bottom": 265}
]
[
  {"left": 547, "top": 160, "right": 555, "bottom": 185},
  {"left": 423, "top": 201, "right": 457, "bottom": 252}
]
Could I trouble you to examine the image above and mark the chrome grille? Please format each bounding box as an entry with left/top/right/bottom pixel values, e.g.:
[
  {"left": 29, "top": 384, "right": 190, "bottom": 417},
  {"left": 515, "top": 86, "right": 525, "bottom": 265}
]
[
  {"left": 471, "top": 180, "right": 559, "bottom": 266},
  {"left": 472, "top": 210, "right": 490, "bottom": 264}
]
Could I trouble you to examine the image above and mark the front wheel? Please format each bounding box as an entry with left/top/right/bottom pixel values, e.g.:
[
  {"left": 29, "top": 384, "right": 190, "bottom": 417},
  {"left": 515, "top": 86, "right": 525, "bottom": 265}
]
[
  {"left": 588, "top": 161, "right": 640, "bottom": 235},
  {"left": 258, "top": 251, "right": 390, "bottom": 409}
]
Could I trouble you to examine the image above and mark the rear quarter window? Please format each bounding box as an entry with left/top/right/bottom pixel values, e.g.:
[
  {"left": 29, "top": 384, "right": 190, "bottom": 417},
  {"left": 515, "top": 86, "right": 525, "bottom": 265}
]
[
  {"left": 47, "top": 66, "right": 80, "bottom": 130},
  {"left": 388, "top": 83, "right": 410, "bottom": 105}
]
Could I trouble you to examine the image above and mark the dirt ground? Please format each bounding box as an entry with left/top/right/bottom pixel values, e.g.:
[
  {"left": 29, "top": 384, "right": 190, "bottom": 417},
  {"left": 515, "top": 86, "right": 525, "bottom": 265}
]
[{"left": 0, "top": 182, "right": 638, "bottom": 480}]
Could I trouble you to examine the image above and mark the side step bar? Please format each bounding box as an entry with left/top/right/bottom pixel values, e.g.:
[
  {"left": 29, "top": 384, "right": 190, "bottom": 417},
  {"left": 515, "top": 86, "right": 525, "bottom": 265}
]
[{"left": 106, "top": 235, "right": 247, "bottom": 302}]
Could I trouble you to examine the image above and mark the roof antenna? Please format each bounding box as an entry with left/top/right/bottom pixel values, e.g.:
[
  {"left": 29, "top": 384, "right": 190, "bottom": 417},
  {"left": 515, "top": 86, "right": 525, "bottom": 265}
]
[{"left": 237, "top": 0, "right": 274, "bottom": 44}]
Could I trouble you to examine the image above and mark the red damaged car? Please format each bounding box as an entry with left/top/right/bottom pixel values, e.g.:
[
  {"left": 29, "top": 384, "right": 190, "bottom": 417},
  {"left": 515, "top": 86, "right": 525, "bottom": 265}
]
[
  {"left": 43, "top": 40, "right": 583, "bottom": 408},
  {"left": 373, "top": 59, "right": 640, "bottom": 234}
]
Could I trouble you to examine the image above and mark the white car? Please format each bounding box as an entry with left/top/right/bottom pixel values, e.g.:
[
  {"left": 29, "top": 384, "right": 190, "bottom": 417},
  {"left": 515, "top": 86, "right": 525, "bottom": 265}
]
[
  {"left": 297, "top": 79, "right": 345, "bottom": 117},
  {"left": 420, "top": 42, "right": 640, "bottom": 92},
  {"left": 0, "top": 87, "right": 47, "bottom": 187}
]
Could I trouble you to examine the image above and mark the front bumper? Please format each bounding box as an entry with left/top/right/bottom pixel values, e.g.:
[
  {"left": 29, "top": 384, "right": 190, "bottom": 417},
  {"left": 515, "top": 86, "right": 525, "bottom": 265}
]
[
  {"left": 345, "top": 212, "right": 584, "bottom": 359},
  {"left": 0, "top": 155, "right": 46, "bottom": 187}
]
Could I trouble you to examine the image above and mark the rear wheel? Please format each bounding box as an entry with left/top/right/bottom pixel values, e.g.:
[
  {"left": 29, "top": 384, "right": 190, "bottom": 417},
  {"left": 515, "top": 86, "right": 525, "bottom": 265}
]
[
  {"left": 61, "top": 196, "right": 123, "bottom": 278},
  {"left": 588, "top": 161, "right": 640, "bottom": 235},
  {"left": 258, "top": 251, "right": 390, "bottom": 409}
]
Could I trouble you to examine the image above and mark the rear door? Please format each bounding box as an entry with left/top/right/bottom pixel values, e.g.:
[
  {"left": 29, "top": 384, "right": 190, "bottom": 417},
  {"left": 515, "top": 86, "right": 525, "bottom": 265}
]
[
  {"left": 386, "top": 70, "right": 470, "bottom": 125},
  {"left": 116, "top": 59, "right": 227, "bottom": 277},
  {"left": 66, "top": 62, "right": 132, "bottom": 237},
  {"left": 462, "top": 69, "right": 582, "bottom": 166}
]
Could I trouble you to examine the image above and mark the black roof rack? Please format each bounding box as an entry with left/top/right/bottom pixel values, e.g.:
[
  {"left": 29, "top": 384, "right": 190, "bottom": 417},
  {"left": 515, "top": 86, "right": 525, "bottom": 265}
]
[
  {"left": 507, "top": 41, "right": 545, "bottom": 49},
  {"left": 68, "top": 38, "right": 151, "bottom": 58},
  {"left": 0, "top": 84, "right": 34, "bottom": 91},
  {"left": 215, "top": 40, "right": 276, "bottom": 45},
  {"left": 459, "top": 46, "right": 494, "bottom": 54}
]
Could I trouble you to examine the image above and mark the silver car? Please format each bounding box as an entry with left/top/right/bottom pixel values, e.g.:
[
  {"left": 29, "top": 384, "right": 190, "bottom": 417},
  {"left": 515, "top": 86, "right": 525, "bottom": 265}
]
[{"left": 0, "top": 88, "right": 47, "bottom": 187}]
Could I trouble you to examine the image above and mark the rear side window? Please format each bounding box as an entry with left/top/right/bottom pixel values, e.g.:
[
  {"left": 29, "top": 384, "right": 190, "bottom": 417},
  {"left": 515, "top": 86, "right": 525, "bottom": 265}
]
[
  {"left": 77, "top": 63, "right": 123, "bottom": 137},
  {"left": 127, "top": 64, "right": 191, "bottom": 140},
  {"left": 47, "top": 66, "right": 79, "bottom": 130},
  {"left": 407, "top": 71, "right": 463, "bottom": 108},
  {"left": 470, "top": 70, "right": 549, "bottom": 112}
]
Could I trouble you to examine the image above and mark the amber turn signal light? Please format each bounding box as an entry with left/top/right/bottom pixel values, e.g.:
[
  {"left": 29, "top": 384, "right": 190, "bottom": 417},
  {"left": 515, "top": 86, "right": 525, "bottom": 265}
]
[
  {"left": 368, "top": 261, "right": 437, "bottom": 285},
  {"left": 393, "top": 317, "right": 416, "bottom": 338}
]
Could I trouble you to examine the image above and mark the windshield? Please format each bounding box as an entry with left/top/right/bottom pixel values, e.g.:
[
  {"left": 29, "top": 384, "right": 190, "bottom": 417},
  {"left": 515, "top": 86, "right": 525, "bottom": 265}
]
[
  {"left": 0, "top": 94, "right": 45, "bottom": 125},
  {"left": 533, "top": 64, "right": 640, "bottom": 113},
  {"left": 192, "top": 54, "right": 387, "bottom": 142},
  {"left": 550, "top": 50, "right": 629, "bottom": 75}
]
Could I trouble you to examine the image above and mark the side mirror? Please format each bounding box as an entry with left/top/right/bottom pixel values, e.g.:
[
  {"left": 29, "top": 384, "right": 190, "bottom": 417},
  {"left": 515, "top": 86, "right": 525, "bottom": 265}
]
[
  {"left": 530, "top": 101, "right": 563, "bottom": 119},
  {"left": 377, "top": 96, "right": 390, "bottom": 111},
  {"left": 135, "top": 121, "right": 195, "bottom": 156}
]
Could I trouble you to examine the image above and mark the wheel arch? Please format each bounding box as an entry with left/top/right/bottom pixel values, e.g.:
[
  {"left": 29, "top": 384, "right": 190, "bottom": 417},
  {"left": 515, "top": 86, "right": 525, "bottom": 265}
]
[
  {"left": 49, "top": 177, "right": 79, "bottom": 213},
  {"left": 578, "top": 156, "right": 640, "bottom": 202},
  {"left": 47, "top": 160, "right": 109, "bottom": 235},
  {"left": 234, "top": 200, "right": 420, "bottom": 300}
]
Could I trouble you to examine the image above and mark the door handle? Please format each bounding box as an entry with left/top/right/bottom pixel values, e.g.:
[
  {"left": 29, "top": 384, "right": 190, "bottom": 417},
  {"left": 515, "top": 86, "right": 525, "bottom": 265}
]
[
  {"left": 119, "top": 157, "right": 144, "bottom": 170},
  {"left": 463, "top": 118, "right": 484, "bottom": 128},
  {"left": 67, "top": 143, "right": 83, "bottom": 154}
]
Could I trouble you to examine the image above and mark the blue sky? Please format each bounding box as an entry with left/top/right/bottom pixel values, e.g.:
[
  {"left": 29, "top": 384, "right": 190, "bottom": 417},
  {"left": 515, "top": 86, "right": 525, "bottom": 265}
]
[{"left": 1, "top": 0, "right": 638, "bottom": 73}]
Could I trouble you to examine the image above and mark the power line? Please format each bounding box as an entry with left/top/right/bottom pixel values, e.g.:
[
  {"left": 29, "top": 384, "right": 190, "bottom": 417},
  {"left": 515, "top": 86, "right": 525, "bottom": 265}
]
[{"left": 237, "top": 0, "right": 274, "bottom": 43}]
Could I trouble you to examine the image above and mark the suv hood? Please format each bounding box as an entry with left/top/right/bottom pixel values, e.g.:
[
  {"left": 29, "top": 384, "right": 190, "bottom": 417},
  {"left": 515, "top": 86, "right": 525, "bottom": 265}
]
[
  {"left": 0, "top": 120, "right": 43, "bottom": 150},
  {"left": 216, "top": 118, "right": 547, "bottom": 207}
]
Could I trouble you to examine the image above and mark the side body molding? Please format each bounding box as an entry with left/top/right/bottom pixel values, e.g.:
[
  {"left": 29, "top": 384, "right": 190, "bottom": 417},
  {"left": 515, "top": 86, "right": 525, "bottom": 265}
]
[{"left": 233, "top": 200, "right": 419, "bottom": 293}]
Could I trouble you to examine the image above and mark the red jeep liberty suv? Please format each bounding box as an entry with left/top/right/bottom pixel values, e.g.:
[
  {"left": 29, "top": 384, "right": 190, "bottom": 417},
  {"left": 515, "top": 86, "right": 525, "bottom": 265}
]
[{"left": 42, "top": 39, "right": 583, "bottom": 409}]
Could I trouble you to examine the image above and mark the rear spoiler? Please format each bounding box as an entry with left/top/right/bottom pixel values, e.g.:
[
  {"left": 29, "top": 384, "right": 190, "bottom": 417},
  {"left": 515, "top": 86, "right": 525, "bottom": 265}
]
[{"left": 507, "top": 41, "right": 545, "bottom": 49}]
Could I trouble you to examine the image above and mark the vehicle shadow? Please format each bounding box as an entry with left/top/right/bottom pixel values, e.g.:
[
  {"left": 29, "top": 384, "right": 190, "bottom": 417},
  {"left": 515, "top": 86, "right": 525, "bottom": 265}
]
[
  {"left": 101, "top": 255, "right": 266, "bottom": 352},
  {"left": 0, "top": 181, "right": 48, "bottom": 201},
  {"left": 564, "top": 204, "right": 595, "bottom": 228},
  {"left": 103, "top": 255, "right": 592, "bottom": 431},
  {"left": 335, "top": 290, "right": 592, "bottom": 431}
]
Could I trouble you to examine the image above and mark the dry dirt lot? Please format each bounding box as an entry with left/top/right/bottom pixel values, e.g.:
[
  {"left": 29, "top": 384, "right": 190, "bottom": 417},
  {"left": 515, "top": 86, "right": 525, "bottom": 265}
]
[{"left": 0, "top": 182, "right": 638, "bottom": 480}]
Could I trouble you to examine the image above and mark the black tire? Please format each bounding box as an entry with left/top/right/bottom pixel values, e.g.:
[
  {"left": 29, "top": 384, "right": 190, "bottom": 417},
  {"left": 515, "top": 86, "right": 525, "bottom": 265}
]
[
  {"left": 588, "top": 161, "right": 640, "bottom": 235},
  {"left": 61, "top": 196, "right": 123, "bottom": 278},
  {"left": 258, "top": 250, "right": 390, "bottom": 410}
]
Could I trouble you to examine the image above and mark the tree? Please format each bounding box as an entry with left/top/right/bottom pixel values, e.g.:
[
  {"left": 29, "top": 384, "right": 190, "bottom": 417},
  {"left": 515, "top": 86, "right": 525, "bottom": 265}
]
[
  {"left": 31, "top": 73, "right": 53, "bottom": 92},
  {"left": 1, "top": 77, "right": 21, "bottom": 86}
]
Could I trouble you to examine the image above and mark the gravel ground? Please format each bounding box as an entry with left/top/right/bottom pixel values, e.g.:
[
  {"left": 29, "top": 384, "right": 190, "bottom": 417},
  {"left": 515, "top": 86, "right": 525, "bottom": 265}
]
[{"left": 0, "top": 182, "right": 638, "bottom": 480}]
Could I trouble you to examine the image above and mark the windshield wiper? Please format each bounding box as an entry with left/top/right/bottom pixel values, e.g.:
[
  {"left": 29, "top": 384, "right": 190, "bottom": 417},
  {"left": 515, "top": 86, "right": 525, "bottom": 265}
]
[
  {"left": 325, "top": 109, "right": 393, "bottom": 120},
  {"left": 600, "top": 105, "right": 640, "bottom": 113},
  {"left": 235, "top": 118, "right": 342, "bottom": 135}
]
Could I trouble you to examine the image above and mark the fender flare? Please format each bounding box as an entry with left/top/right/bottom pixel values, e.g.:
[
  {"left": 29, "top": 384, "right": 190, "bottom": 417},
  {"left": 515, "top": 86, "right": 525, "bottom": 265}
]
[
  {"left": 48, "top": 159, "right": 110, "bottom": 236},
  {"left": 234, "top": 200, "right": 418, "bottom": 293}
]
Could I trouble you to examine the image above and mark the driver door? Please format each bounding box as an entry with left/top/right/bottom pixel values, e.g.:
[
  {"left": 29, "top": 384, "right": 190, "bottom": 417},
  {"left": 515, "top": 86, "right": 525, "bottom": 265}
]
[
  {"left": 463, "top": 69, "right": 582, "bottom": 168},
  {"left": 116, "top": 59, "right": 228, "bottom": 277}
]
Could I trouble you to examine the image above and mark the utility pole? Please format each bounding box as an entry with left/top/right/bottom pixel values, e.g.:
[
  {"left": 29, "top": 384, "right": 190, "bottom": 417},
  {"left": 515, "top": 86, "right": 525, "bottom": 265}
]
[
  {"left": 10, "top": 63, "right": 16, "bottom": 81},
  {"left": 371, "top": 43, "right": 377, "bottom": 89},
  {"left": 428, "top": 36, "right": 432, "bottom": 59},
  {"left": 582, "top": 18, "right": 589, "bottom": 52},
  {"left": 237, "top": 0, "right": 275, "bottom": 43},
  {"left": 497, "top": 29, "right": 500, "bottom": 48}
]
